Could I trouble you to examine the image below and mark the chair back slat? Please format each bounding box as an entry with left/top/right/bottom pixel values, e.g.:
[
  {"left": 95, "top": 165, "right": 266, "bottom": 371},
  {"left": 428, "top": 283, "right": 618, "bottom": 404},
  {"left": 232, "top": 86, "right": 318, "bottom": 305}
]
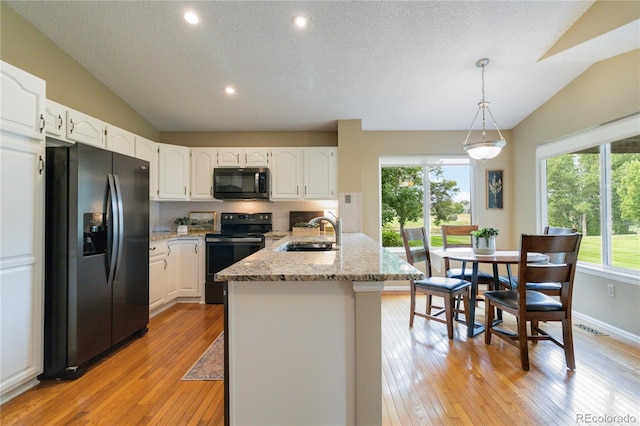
[
  {"left": 525, "top": 264, "right": 571, "bottom": 284},
  {"left": 401, "top": 227, "right": 432, "bottom": 278},
  {"left": 441, "top": 225, "right": 478, "bottom": 248},
  {"left": 544, "top": 226, "right": 577, "bottom": 235}
]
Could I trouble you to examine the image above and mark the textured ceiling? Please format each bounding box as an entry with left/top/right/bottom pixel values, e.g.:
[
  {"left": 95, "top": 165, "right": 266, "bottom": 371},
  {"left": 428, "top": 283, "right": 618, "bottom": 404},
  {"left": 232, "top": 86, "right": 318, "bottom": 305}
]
[{"left": 6, "top": 1, "right": 639, "bottom": 132}]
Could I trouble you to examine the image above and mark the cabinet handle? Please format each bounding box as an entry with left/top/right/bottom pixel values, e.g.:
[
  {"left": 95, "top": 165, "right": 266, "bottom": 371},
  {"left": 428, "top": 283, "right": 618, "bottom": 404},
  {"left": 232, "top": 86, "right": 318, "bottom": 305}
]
[
  {"left": 296, "top": 186, "right": 299, "bottom": 195},
  {"left": 69, "top": 118, "right": 75, "bottom": 133},
  {"left": 305, "top": 185, "right": 307, "bottom": 195},
  {"left": 245, "top": 153, "right": 247, "bottom": 163},
  {"left": 163, "top": 259, "right": 167, "bottom": 270},
  {"left": 149, "top": 246, "right": 156, "bottom": 251},
  {"left": 39, "top": 114, "right": 45, "bottom": 133},
  {"left": 168, "top": 246, "right": 171, "bottom": 256},
  {"left": 58, "top": 114, "right": 63, "bottom": 130},
  {"left": 210, "top": 186, "right": 213, "bottom": 196},
  {"left": 184, "top": 186, "right": 186, "bottom": 195},
  {"left": 237, "top": 154, "right": 240, "bottom": 162},
  {"left": 38, "top": 155, "right": 45, "bottom": 175},
  {"left": 194, "top": 244, "right": 198, "bottom": 254}
]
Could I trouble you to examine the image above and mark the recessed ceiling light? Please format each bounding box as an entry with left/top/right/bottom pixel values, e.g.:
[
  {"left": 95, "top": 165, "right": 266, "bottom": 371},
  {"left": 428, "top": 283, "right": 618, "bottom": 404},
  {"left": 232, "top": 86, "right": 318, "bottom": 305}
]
[
  {"left": 184, "top": 10, "right": 199, "bottom": 25},
  {"left": 225, "top": 86, "right": 236, "bottom": 95},
  {"left": 293, "top": 15, "right": 309, "bottom": 29}
]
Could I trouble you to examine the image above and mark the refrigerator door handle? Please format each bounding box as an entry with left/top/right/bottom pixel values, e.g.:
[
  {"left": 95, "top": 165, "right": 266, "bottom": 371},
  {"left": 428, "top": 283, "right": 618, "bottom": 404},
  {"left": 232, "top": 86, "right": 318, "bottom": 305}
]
[
  {"left": 107, "top": 174, "right": 119, "bottom": 286},
  {"left": 113, "top": 174, "right": 125, "bottom": 282}
]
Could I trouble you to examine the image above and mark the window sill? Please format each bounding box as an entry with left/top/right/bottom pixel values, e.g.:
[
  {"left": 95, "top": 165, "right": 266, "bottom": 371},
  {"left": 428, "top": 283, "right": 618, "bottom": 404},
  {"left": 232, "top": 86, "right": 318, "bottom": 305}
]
[{"left": 577, "top": 263, "right": 640, "bottom": 286}]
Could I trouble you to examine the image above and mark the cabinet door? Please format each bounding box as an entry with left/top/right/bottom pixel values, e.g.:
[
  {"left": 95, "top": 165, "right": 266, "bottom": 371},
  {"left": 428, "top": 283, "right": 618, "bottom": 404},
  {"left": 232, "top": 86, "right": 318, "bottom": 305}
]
[
  {"left": 217, "top": 148, "right": 243, "bottom": 167},
  {"left": 304, "top": 147, "right": 337, "bottom": 199},
  {"left": 166, "top": 241, "right": 180, "bottom": 300},
  {"left": 149, "top": 242, "right": 167, "bottom": 311},
  {"left": 270, "top": 148, "right": 302, "bottom": 199},
  {"left": 43, "top": 99, "right": 67, "bottom": 140},
  {"left": 244, "top": 148, "right": 270, "bottom": 167},
  {"left": 1, "top": 61, "right": 46, "bottom": 140},
  {"left": 67, "top": 109, "right": 106, "bottom": 148},
  {"left": 135, "top": 137, "right": 159, "bottom": 200},
  {"left": 191, "top": 148, "right": 216, "bottom": 199},
  {"left": 158, "top": 143, "right": 190, "bottom": 200},
  {"left": 106, "top": 125, "right": 136, "bottom": 156},
  {"left": 178, "top": 240, "right": 200, "bottom": 297},
  {"left": 0, "top": 61, "right": 45, "bottom": 396}
]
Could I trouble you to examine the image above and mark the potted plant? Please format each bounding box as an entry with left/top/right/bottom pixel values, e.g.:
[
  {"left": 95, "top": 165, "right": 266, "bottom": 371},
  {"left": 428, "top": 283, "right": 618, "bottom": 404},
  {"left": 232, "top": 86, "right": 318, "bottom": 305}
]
[
  {"left": 470, "top": 227, "right": 499, "bottom": 255},
  {"left": 175, "top": 217, "right": 190, "bottom": 234},
  {"left": 292, "top": 222, "right": 320, "bottom": 237}
]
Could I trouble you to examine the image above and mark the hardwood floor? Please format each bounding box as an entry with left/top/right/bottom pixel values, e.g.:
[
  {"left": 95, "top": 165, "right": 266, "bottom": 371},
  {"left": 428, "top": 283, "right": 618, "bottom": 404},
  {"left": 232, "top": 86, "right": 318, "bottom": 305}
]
[
  {"left": 1, "top": 295, "right": 638, "bottom": 425},
  {"left": 0, "top": 303, "right": 225, "bottom": 425}
]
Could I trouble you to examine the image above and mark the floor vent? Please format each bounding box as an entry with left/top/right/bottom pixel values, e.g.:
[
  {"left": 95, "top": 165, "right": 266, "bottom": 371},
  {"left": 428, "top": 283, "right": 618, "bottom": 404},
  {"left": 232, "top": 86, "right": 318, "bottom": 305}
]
[{"left": 576, "top": 324, "right": 608, "bottom": 336}]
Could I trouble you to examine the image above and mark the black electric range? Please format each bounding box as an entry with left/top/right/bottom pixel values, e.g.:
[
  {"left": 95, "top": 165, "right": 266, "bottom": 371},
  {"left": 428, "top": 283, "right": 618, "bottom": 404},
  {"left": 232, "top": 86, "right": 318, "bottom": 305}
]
[{"left": 204, "top": 212, "right": 272, "bottom": 304}]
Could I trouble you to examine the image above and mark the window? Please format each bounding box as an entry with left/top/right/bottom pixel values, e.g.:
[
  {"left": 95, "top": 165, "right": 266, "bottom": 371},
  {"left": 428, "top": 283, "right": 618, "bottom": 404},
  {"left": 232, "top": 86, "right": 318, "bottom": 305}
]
[
  {"left": 538, "top": 114, "right": 640, "bottom": 274},
  {"left": 380, "top": 156, "right": 473, "bottom": 247}
]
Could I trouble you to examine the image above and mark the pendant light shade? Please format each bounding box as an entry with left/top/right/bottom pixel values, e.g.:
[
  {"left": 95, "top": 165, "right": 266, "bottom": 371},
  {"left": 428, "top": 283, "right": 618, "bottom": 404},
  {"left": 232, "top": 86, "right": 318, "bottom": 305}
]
[{"left": 462, "top": 58, "right": 506, "bottom": 161}]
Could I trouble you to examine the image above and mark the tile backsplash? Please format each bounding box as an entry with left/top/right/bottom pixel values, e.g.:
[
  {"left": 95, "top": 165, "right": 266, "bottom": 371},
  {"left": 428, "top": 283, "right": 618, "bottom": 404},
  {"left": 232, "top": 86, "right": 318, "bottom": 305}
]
[{"left": 151, "top": 199, "right": 340, "bottom": 232}]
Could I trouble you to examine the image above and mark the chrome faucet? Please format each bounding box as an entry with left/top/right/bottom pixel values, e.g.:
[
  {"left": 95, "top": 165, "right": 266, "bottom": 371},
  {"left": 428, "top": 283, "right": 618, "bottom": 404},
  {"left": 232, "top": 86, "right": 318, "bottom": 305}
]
[{"left": 309, "top": 212, "right": 342, "bottom": 246}]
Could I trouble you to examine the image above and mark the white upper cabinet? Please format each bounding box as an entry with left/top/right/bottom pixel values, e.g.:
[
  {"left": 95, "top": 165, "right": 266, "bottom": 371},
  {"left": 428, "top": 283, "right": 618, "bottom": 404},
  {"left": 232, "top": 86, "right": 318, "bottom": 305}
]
[
  {"left": 158, "top": 143, "right": 190, "bottom": 200},
  {"left": 0, "top": 60, "right": 45, "bottom": 400},
  {"left": 66, "top": 109, "right": 106, "bottom": 149},
  {"left": 303, "top": 147, "right": 337, "bottom": 199},
  {"left": 1, "top": 61, "right": 45, "bottom": 141},
  {"left": 105, "top": 124, "right": 136, "bottom": 156},
  {"left": 191, "top": 148, "right": 216, "bottom": 199},
  {"left": 135, "top": 137, "right": 159, "bottom": 200},
  {"left": 271, "top": 147, "right": 337, "bottom": 200},
  {"left": 217, "top": 148, "right": 269, "bottom": 167},
  {"left": 270, "top": 148, "right": 302, "bottom": 199},
  {"left": 43, "top": 99, "right": 67, "bottom": 140}
]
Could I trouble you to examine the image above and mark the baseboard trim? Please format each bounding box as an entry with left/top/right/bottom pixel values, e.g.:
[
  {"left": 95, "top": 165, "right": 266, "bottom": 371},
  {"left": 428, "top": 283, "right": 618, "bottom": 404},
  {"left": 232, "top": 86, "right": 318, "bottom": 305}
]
[{"left": 572, "top": 310, "right": 640, "bottom": 345}]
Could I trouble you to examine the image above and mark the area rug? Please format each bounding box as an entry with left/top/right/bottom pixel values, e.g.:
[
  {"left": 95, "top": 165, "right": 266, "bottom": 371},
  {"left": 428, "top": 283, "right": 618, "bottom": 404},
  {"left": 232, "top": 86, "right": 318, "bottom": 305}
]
[{"left": 182, "top": 332, "right": 224, "bottom": 380}]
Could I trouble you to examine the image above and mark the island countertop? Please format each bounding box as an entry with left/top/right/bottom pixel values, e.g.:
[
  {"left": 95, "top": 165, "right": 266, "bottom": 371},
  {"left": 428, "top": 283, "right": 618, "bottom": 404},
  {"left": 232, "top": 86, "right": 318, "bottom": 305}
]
[{"left": 214, "top": 232, "right": 423, "bottom": 282}]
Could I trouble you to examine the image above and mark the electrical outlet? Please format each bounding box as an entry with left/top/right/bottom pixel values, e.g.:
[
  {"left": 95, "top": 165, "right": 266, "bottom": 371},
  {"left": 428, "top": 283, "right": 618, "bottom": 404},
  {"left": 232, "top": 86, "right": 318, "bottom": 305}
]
[
  {"left": 345, "top": 194, "right": 351, "bottom": 204},
  {"left": 607, "top": 284, "right": 615, "bottom": 298}
]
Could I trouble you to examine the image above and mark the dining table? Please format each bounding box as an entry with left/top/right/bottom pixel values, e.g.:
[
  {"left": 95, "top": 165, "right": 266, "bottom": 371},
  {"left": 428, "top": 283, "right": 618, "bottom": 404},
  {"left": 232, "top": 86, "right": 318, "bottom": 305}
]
[{"left": 430, "top": 248, "right": 548, "bottom": 338}]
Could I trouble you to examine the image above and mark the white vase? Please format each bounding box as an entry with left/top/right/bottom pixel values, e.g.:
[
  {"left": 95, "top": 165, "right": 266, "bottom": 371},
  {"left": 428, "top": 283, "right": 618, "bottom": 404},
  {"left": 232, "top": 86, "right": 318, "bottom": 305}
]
[
  {"left": 472, "top": 236, "right": 496, "bottom": 255},
  {"left": 177, "top": 225, "right": 188, "bottom": 234}
]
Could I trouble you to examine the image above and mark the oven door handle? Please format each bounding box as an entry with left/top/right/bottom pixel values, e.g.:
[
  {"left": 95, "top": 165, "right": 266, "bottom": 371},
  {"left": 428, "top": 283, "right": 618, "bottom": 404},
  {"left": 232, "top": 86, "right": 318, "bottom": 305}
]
[{"left": 206, "top": 237, "right": 264, "bottom": 244}]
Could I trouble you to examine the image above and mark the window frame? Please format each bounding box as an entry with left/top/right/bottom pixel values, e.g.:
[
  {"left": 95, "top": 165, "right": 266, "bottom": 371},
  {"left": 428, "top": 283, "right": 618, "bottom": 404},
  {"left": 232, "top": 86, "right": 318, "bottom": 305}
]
[
  {"left": 380, "top": 155, "right": 475, "bottom": 247},
  {"left": 536, "top": 113, "right": 640, "bottom": 285}
]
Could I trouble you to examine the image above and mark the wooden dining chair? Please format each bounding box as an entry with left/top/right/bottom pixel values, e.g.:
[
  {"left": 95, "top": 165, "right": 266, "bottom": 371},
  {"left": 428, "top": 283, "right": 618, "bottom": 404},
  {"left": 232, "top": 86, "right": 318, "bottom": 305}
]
[
  {"left": 500, "top": 226, "right": 578, "bottom": 294},
  {"left": 441, "top": 225, "right": 494, "bottom": 296},
  {"left": 401, "top": 227, "right": 471, "bottom": 339},
  {"left": 484, "top": 233, "right": 582, "bottom": 370}
]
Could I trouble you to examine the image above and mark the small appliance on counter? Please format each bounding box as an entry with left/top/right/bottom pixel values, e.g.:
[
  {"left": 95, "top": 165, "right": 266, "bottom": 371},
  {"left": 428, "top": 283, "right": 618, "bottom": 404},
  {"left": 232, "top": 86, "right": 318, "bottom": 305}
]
[{"left": 204, "top": 212, "right": 272, "bottom": 304}]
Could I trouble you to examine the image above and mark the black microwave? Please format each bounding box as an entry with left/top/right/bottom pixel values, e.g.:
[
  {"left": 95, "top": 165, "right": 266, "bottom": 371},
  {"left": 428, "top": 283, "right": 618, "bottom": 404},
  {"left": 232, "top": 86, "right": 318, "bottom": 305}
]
[{"left": 213, "top": 167, "right": 270, "bottom": 200}]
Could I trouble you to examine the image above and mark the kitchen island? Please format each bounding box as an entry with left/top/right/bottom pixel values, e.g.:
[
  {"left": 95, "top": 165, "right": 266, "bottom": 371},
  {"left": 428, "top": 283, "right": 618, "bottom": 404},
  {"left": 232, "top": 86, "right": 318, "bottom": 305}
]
[{"left": 215, "top": 233, "right": 423, "bottom": 426}]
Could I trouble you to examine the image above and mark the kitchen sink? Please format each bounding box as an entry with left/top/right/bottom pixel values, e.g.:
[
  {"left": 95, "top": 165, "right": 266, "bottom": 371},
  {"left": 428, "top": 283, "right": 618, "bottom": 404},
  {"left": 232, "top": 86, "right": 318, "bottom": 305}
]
[{"left": 284, "top": 242, "right": 335, "bottom": 251}]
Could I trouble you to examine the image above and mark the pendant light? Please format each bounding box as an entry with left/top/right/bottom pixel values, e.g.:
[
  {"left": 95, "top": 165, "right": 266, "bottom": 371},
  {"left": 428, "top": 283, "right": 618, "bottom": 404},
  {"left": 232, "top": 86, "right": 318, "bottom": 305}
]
[{"left": 462, "top": 58, "right": 506, "bottom": 161}]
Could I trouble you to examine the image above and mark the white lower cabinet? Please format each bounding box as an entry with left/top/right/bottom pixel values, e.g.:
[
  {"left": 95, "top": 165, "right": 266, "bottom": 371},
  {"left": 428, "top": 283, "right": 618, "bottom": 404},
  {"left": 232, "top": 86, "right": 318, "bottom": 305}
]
[
  {"left": 149, "top": 241, "right": 167, "bottom": 311},
  {"left": 177, "top": 239, "right": 201, "bottom": 297},
  {"left": 149, "top": 238, "right": 202, "bottom": 313},
  {"left": 166, "top": 240, "right": 180, "bottom": 300}
]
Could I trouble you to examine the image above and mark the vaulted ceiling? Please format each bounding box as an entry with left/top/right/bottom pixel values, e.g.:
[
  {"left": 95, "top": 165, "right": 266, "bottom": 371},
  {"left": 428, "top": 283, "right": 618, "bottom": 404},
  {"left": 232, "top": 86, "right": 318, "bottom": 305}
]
[{"left": 7, "top": 1, "right": 639, "bottom": 132}]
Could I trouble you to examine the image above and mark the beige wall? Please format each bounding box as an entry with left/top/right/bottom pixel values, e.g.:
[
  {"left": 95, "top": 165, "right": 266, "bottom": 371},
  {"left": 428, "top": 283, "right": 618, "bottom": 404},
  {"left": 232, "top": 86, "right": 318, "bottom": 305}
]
[
  {"left": 342, "top": 128, "right": 513, "bottom": 243},
  {"left": 511, "top": 49, "right": 640, "bottom": 337},
  {"left": 0, "top": 2, "right": 159, "bottom": 141},
  {"left": 159, "top": 131, "right": 336, "bottom": 148}
]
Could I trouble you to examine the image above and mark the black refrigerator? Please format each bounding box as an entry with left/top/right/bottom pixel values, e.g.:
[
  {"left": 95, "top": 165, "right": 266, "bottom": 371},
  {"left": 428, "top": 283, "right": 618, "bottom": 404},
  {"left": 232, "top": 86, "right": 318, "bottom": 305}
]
[{"left": 41, "top": 143, "right": 149, "bottom": 379}]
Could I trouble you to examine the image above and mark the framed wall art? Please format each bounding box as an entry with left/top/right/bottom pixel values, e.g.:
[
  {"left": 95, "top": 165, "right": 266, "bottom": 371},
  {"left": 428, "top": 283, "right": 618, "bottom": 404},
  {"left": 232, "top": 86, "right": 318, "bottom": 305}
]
[
  {"left": 487, "top": 170, "right": 503, "bottom": 209},
  {"left": 189, "top": 211, "right": 216, "bottom": 231}
]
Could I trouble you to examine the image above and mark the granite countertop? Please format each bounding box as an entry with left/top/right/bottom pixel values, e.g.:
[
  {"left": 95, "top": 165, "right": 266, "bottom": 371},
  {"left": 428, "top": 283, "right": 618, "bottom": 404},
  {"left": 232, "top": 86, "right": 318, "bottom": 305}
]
[
  {"left": 149, "top": 231, "right": 210, "bottom": 241},
  {"left": 214, "top": 233, "right": 423, "bottom": 282}
]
